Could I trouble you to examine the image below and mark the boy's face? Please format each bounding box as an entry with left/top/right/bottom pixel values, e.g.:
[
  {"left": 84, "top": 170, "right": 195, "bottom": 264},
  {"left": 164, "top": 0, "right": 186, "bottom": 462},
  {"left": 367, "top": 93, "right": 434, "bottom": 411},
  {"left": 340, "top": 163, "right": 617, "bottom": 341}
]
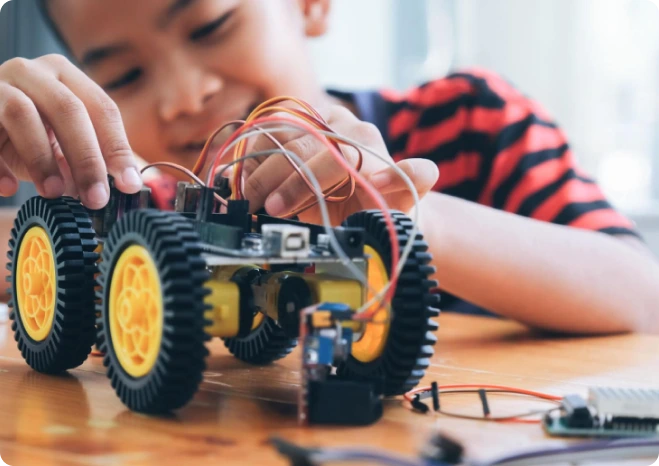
[{"left": 50, "top": 0, "right": 330, "bottom": 169}]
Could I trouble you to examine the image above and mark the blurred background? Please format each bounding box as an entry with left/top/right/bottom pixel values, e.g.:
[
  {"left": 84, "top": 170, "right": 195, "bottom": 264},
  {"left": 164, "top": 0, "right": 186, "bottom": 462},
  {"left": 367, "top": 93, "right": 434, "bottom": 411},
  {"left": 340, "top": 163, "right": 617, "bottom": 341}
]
[
  {"left": 2, "top": 0, "right": 659, "bottom": 251},
  {"left": 311, "top": 0, "right": 659, "bottom": 251}
]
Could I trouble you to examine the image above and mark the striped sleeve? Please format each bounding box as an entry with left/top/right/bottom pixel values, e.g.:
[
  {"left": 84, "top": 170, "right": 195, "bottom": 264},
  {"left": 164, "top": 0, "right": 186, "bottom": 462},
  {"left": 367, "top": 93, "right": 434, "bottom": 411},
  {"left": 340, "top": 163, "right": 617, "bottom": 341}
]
[{"left": 383, "top": 68, "right": 640, "bottom": 238}]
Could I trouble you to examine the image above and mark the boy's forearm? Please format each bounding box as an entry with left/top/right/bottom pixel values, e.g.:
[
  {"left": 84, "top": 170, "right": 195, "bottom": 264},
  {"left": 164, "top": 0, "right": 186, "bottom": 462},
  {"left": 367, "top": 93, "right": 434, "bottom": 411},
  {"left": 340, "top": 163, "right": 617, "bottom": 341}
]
[{"left": 419, "top": 192, "right": 659, "bottom": 335}]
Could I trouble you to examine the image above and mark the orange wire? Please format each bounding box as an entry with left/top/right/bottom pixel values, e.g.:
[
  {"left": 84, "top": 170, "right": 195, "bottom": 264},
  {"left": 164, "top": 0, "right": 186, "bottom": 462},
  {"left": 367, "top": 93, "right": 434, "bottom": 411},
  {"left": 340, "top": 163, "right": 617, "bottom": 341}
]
[
  {"left": 404, "top": 384, "right": 561, "bottom": 424},
  {"left": 150, "top": 96, "right": 377, "bottom": 254},
  {"left": 500, "top": 419, "right": 543, "bottom": 424},
  {"left": 403, "top": 384, "right": 562, "bottom": 403},
  {"left": 226, "top": 97, "right": 363, "bottom": 213},
  {"left": 405, "top": 384, "right": 561, "bottom": 424},
  {"left": 193, "top": 120, "right": 246, "bottom": 176},
  {"left": 141, "top": 162, "right": 199, "bottom": 181},
  {"left": 186, "top": 96, "right": 396, "bottom": 311},
  {"left": 230, "top": 119, "right": 363, "bottom": 217},
  {"left": 187, "top": 96, "right": 363, "bottom": 216},
  {"left": 208, "top": 114, "right": 400, "bottom": 311}
]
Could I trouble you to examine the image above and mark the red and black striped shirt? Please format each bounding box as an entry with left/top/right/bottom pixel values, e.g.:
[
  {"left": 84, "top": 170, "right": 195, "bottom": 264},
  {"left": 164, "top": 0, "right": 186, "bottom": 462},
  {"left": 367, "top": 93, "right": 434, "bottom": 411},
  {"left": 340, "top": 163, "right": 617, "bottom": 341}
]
[
  {"left": 332, "top": 68, "right": 638, "bottom": 239},
  {"left": 147, "top": 69, "right": 640, "bottom": 316}
]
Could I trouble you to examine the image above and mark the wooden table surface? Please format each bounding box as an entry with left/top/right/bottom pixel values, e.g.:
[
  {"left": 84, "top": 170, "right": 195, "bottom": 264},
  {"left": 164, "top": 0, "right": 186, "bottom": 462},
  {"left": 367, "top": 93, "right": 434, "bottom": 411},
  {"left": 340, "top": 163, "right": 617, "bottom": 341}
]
[{"left": 0, "top": 312, "right": 658, "bottom": 466}]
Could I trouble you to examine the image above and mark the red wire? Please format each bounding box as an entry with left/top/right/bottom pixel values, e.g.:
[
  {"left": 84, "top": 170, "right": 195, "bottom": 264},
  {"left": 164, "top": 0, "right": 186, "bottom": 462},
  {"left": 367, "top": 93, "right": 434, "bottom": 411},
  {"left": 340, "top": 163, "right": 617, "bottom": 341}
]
[
  {"left": 193, "top": 120, "right": 245, "bottom": 177},
  {"left": 208, "top": 115, "right": 400, "bottom": 310},
  {"left": 404, "top": 384, "right": 561, "bottom": 424},
  {"left": 404, "top": 384, "right": 562, "bottom": 403},
  {"left": 500, "top": 419, "right": 543, "bottom": 424},
  {"left": 228, "top": 109, "right": 360, "bottom": 207}
]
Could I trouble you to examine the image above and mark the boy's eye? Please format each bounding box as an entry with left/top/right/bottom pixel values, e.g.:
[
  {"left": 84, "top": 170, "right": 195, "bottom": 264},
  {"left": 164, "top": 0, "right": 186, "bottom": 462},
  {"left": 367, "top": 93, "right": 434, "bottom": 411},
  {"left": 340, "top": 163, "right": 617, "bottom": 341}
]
[
  {"left": 190, "top": 11, "right": 233, "bottom": 41},
  {"left": 104, "top": 68, "right": 143, "bottom": 92}
]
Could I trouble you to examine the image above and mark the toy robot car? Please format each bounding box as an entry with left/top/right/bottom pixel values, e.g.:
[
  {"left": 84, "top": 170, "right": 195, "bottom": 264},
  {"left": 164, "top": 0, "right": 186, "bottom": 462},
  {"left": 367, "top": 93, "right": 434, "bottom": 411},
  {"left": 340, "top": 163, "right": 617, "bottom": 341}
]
[{"left": 6, "top": 177, "right": 439, "bottom": 425}]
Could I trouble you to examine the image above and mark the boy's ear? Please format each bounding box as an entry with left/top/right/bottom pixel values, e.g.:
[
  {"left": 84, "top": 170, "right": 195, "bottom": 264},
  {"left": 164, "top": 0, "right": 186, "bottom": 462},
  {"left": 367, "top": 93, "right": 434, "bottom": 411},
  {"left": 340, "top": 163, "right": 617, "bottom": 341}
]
[{"left": 298, "top": 0, "right": 331, "bottom": 37}]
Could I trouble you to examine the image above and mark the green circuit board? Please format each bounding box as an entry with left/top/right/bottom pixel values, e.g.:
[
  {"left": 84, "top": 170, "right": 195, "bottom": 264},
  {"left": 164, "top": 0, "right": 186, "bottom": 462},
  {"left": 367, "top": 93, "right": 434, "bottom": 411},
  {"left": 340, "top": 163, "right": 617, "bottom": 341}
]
[{"left": 544, "top": 413, "right": 659, "bottom": 438}]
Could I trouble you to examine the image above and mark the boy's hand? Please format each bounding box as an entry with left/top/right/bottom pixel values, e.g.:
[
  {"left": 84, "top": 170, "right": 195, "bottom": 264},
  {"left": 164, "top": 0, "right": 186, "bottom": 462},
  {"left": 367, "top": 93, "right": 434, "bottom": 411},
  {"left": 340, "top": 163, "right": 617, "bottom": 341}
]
[
  {"left": 236, "top": 105, "right": 439, "bottom": 225},
  {"left": 0, "top": 54, "right": 142, "bottom": 209}
]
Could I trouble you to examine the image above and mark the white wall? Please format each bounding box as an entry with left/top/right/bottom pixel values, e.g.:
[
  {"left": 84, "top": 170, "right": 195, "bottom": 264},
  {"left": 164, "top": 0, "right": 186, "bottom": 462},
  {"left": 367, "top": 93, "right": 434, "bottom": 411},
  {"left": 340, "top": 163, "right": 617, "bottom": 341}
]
[
  {"left": 307, "top": 0, "right": 455, "bottom": 91},
  {"left": 452, "top": 0, "right": 659, "bottom": 252},
  {"left": 452, "top": 0, "right": 659, "bottom": 210},
  {"left": 308, "top": 0, "right": 396, "bottom": 90},
  {"left": 307, "top": 0, "right": 659, "bottom": 251}
]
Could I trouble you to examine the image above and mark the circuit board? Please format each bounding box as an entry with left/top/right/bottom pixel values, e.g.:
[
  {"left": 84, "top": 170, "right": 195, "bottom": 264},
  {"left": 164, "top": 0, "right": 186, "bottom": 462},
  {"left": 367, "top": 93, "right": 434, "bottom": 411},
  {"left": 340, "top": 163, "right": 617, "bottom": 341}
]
[
  {"left": 543, "top": 412, "right": 659, "bottom": 438},
  {"left": 544, "top": 390, "right": 659, "bottom": 438}
]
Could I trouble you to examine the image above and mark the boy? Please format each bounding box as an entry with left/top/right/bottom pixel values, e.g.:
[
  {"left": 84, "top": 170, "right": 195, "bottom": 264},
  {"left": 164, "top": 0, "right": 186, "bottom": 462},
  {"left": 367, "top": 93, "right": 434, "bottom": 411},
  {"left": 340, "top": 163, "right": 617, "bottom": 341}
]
[{"left": 0, "top": 0, "right": 657, "bottom": 334}]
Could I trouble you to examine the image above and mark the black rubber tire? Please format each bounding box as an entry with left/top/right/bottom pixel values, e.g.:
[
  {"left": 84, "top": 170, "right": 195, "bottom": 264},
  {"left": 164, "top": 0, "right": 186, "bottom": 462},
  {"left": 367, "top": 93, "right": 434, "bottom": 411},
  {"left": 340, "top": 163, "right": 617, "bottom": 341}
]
[
  {"left": 223, "top": 317, "right": 297, "bottom": 365},
  {"left": 336, "top": 210, "right": 440, "bottom": 396},
  {"left": 7, "top": 197, "right": 98, "bottom": 374},
  {"left": 96, "top": 209, "right": 210, "bottom": 413}
]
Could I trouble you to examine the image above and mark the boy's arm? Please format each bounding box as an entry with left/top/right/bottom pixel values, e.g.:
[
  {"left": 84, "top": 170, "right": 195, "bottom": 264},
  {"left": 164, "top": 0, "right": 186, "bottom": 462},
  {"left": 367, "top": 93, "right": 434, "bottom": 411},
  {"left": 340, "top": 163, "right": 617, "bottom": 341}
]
[
  {"left": 420, "top": 192, "right": 659, "bottom": 334},
  {"left": 387, "top": 69, "right": 657, "bottom": 334}
]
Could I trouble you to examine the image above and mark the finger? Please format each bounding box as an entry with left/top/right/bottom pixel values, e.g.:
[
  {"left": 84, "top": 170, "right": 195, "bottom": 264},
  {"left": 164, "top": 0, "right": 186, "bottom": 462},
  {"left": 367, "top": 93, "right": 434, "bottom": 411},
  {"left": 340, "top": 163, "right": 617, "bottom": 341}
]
[
  {"left": 0, "top": 144, "right": 20, "bottom": 197},
  {"left": 368, "top": 159, "right": 439, "bottom": 197},
  {"left": 381, "top": 189, "right": 416, "bottom": 215},
  {"left": 324, "top": 109, "right": 386, "bottom": 173},
  {"left": 265, "top": 150, "right": 352, "bottom": 217},
  {"left": 0, "top": 125, "right": 8, "bottom": 151},
  {"left": 48, "top": 128, "right": 78, "bottom": 198},
  {"left": 243, "top": 134, "right": 325, "bottom": 212},
  {"left": 4, "top": 59, "right": 109, "bottom": 208},
  {"left": 241, "top": 114, "right": 308, "bottom": 181},
  {"left": 0, "top": 82, "right": 64, "bottom": 198},
  {"left": 40, "top": 55, "right": 141, "bottom": 194},
  {"left": 241, "top": 105, "right": 358, "bottom": 181}
]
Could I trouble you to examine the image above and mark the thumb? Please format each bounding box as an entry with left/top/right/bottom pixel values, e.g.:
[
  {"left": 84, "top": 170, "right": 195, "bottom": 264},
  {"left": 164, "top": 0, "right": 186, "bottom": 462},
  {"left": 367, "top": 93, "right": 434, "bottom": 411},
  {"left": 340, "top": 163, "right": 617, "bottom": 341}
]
[{"left": 368, "top": 159, "right": 439, "bottom": 196}]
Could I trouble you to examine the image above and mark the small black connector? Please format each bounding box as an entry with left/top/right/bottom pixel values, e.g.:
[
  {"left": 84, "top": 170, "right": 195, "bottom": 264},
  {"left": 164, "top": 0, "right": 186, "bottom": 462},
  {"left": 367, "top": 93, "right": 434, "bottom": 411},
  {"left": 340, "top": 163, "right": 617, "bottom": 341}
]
[
  {"left": 330, "top": 227, "right": 364, "bottom": 258},
  {"left": 307, "top": 376, "right": 383, "bottom": 425},
  {"left": 421, "top": 433, "right": 465, "bottom": 465},
  {"left": 431, "top": 382, "right": 440, "bottom": 412},
  {"left": 86, "top": 174, "right": 150, "bottom": 237},
  {"left": 269, "top": 437, "right": 320, "bottom": 466},
  {"left": 196, "top": 185, "right": 216, "bottom": 222},
  {"left": 478, "top": 389, "right": 491, "bottom": 417},
  {"left": 212, "top": 174, "right": 232, "bottom": 199},
  {"left": 411, "top": 394, "right": 430, "bottom": 414},
  {"left": 562, "top": 394, "right": 594, "bottom": 428}
]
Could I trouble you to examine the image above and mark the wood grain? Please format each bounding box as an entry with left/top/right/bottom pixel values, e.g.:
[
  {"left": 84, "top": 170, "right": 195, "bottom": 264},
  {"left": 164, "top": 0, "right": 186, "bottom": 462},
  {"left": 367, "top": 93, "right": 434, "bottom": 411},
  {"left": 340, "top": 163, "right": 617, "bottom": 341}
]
[{"left": 0, "top": 313, "right": 658, "bottom": 466}]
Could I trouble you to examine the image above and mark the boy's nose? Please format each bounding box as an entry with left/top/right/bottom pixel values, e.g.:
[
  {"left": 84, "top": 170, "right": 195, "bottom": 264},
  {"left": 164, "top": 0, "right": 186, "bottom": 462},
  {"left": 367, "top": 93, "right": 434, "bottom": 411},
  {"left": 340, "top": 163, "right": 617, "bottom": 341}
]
[{"left": 158, "top": 63, "right": 223, "bottom": 122}]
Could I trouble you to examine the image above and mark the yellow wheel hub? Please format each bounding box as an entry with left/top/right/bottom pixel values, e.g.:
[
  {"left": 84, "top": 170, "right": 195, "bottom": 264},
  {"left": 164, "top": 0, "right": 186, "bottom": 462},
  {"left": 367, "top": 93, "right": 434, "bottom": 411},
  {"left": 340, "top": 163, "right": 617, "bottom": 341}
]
[
  {"left": 351, "top": 245, "right": 391, "bottom": 363},
  {"left": 16, "top": 227, "right": 57, "bottom": 342},
  {"left": 109, "top": 245, "right": 163, "bottom": 378}
]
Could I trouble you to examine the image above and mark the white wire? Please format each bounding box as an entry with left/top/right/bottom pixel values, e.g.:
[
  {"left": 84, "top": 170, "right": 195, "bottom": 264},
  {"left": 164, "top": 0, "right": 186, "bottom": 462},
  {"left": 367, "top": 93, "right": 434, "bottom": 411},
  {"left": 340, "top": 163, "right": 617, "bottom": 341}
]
[
  {"left": 295, "top": 442, "right": 659, "bottom": 466},
  {"left": 214, "top": 124, "right": 421, "bottom": 313},
  {"left": 313, "top": 450, "right": 430, "bottom": 466},
  {"left": 314, "top": 128, "right": 421, "bottom": 312},
  {"left": 212, "top": 148, "right": 371, "bottom": 290},
  {"left": 482, "top": 444, "right": 659, "bottom": 466},
  {"left": 210, "top": 123, "right": 423, "bottom": 314}
]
